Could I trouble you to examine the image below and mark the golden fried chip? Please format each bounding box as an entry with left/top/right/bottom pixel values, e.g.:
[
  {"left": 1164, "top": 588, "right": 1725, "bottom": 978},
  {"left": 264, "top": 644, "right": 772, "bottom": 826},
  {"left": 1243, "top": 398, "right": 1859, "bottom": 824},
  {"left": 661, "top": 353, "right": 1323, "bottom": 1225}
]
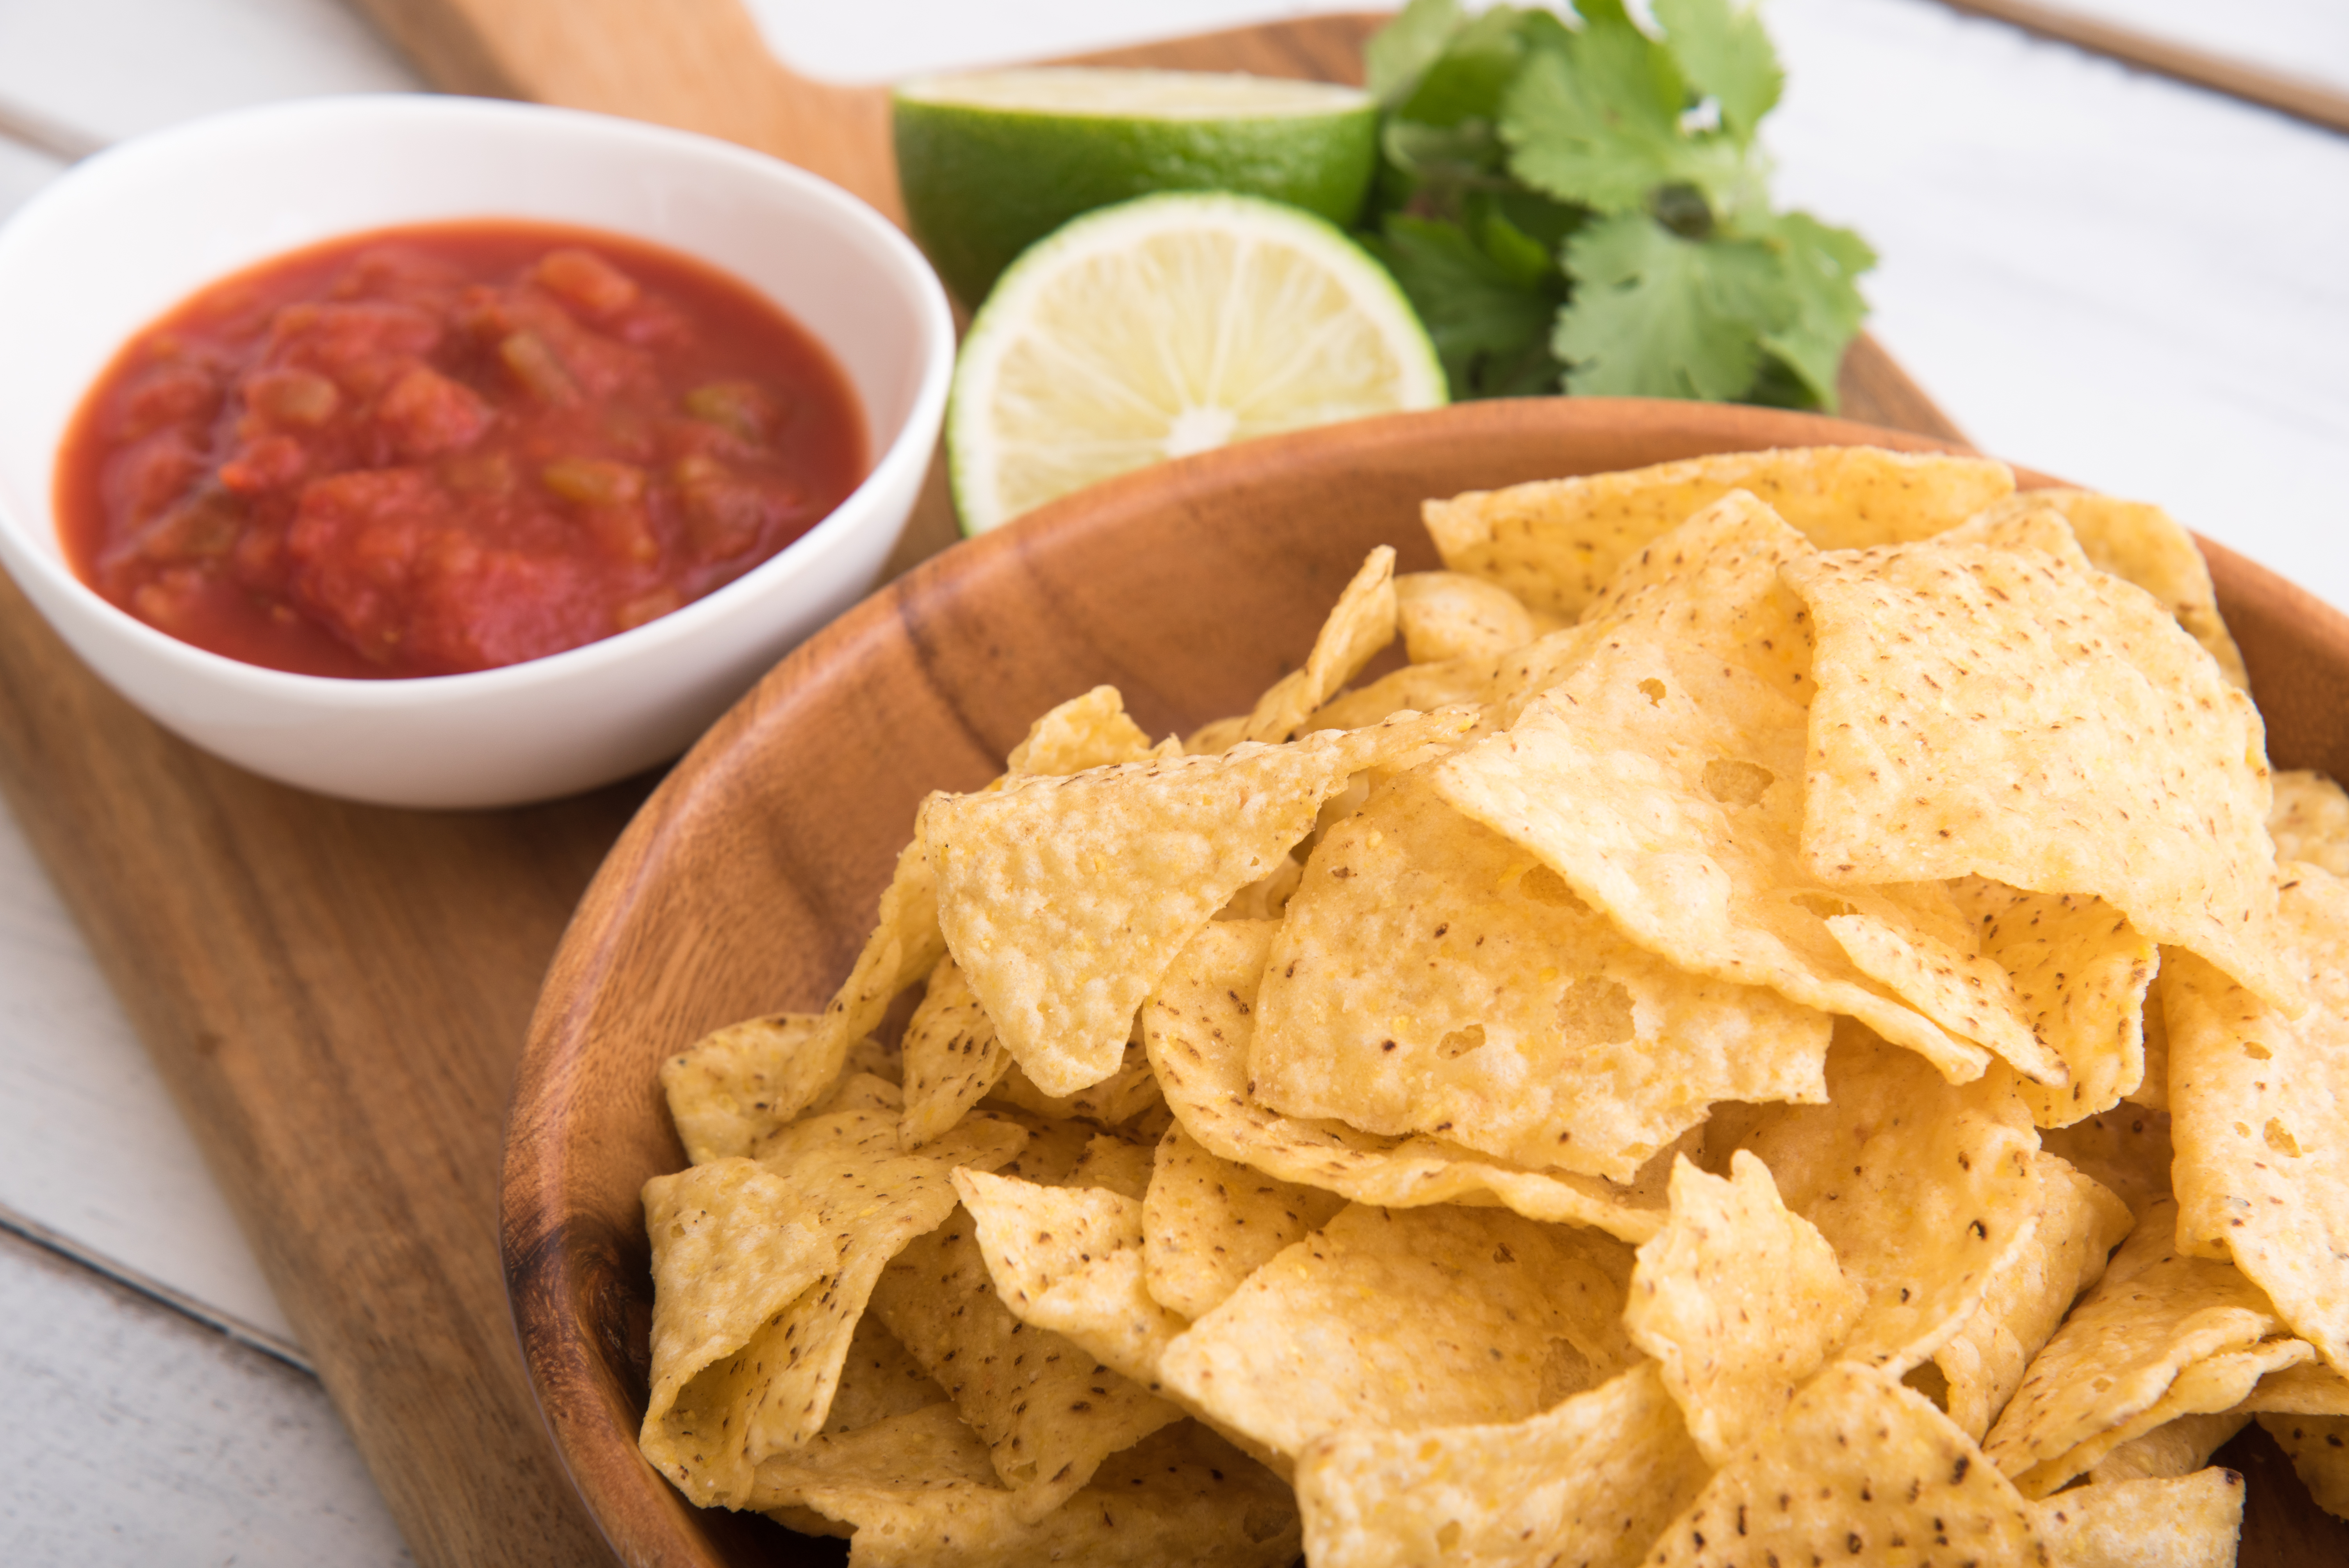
[
  {"left": 1984, "top": 1196, "right": 2295, "bottom": 1495},
  {"left": 1957, "top": 880, "right": 2159, "bottom": 1127},
  {"left": 1422, "top": 446, "right": 2012, "bottom": 618},
  {"left": 2041, "top": 1105, "right": 2174, "bottom": 1222},
  {"left": 1782, "top": 535, "right": 2290, "bottom": 1009},
  {"left": 898, "top": 956, "right": 1010, "bottom": 1149},
  {"left": 954, "top": 1167, "right": 1189, "bottom": 1387},
  {"left": 1144, "top": 919, "right": 1672, "bottom": 1241},
  {"left": 1966, "top": 488, "right": 2249, "bottom": 690},
  {"left": 2088, "top": 1413, "right": 2249, "bottom": 1486},
  {"left": 929, "top": 707, "right": 1471, "bottom": 1098},
  {"left": 1293, "top": 1361, "right": 1706, "bottom": 1568},
  {"left": 1005, "top": 683, "right": 1160, "bottom": 775},
  {"left": 1732, "top": 1030, "right": 2044, "bottom": 1374},
  {"left": 1393, "top": 570, "right": 1550, "bottom": 664},
  {"left": 661, "top": 1013, "right": 832, "bottom": 1164},
  {"left": 989, "top": 1039, "right": 1164, "bottom": 1128},
  {"left": 1934, "top": 499, "right": 2098, "bottom": 566},
  {"left": 638, "top": 1158, "right": 838, "bottom": 1506},
  {"left": 2238, "top": 1358, "right": 2349, "bottom": 1416},
  {"left": 1253, "top": 769, "right": 1831, "bottom": 1180},
  {"left": 1156, "top": 1201, "right": 1635, "bottom": 1459},
  {"left": 2260, "top": 1413, "right": 2349, "bottom": 1519},
  {"left": 1626, "top": 1151, "right": 1862, "bottom": 1464},
  {"left": 1217, "top": 850, "right": 1305, "bottom": 921},
  {"left": 2030, "top": 1468, "right": 2246, "bottom": 1568},
  {"left": 1647, "top": 1360, "right": 2043, "bottom": 1568},
  {"left": 1434, "top": 630, "right": 2066, "bottom": 1085},
  {"left": 867, "top": 1196, "right": 1180, "bottom": 1518},
  {"left": 821, "top": 1313, "right": 951, "bottom": 1436},
  {"left": 1574, "top": 488, "right": 1820, "bottom": 692},
  {"left": 1143, "top": 1122, "right": 1347, "bottom": 1322},
  {"left": 2163, "top": 862, "right": 2349, "bottom": 1373},
  {"left": 1305, "top": 655, "right": 1496, "bottom": 734},
  {"left": 738, "top": 1084, "right": 1027, "bottom": 1457},
  {"left": 757, "top": 1413, "right": 1301, "bottom": 1567},
  {"left": 1926, "top": 1152, "right": 2133, "bottom": 1441},
  {"left": 2270, "top": 770, "right": 2349, "bottom": 875},
  {"left": 1232, "top": 545, "right": 1399, "bottom": 747}
]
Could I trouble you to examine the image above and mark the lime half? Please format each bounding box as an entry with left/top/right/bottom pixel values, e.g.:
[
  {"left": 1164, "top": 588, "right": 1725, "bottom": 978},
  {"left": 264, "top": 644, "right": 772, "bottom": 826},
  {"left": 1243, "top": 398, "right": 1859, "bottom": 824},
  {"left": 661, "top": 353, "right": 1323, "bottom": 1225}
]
[
  {"left": 893, "top": 66, "right": 1378, "bottom": 307},
  {"left": 948, "top": 192, "right": 1447, "bottom": 535}
]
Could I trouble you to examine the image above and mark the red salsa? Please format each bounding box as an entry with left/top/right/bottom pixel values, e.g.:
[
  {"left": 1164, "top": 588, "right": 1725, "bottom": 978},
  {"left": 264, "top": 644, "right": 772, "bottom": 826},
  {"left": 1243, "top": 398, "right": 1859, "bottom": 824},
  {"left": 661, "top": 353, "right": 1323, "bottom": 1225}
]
[{"left": 56, "top": 221, "right": 867, "bottom": 678}]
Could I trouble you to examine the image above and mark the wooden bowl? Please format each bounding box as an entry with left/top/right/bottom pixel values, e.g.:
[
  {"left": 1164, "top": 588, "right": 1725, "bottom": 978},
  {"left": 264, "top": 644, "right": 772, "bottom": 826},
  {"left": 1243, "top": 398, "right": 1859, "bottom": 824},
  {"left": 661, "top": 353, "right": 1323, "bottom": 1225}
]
[{"left": 503, "top": 398, "right": 2349, "bottom": 1566}]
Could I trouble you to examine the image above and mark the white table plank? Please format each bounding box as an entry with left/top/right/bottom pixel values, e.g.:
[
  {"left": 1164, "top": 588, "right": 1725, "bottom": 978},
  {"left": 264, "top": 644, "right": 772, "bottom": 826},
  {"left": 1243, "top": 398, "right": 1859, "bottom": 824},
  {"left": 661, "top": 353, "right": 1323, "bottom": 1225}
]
[
  {"left": 1769, "top": 0, "right": 2349, "bottom": 608},
  {"left": 0, "top": 1226, "right": 410, "bottom": 1566}
]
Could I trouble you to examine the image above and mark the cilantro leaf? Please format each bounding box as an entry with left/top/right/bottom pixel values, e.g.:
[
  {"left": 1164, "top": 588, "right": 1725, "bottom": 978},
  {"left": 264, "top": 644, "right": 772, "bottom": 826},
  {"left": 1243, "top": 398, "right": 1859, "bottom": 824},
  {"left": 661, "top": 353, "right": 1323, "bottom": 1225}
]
[
  {"left": 1395, "top": 5, "right": 1533, "bottom": 127},
  {"left": 1375, "top": 214, "right": 1565, "bottom": 399},
  {"left": 1748, "top": 210, "right": 1875, "bottom": 409},
  {"left": 1365, "top": 0, "right": 1463, "bottom": 107},
  {"left": 1652, "top": 0, "right": 1784, "bottom": 144},
  {"left": 1498, "top": 32, "right": 1748, "bottom": 217},
  {"left": 1553, "top": 211, "right": 1783, "bottom": 400}
]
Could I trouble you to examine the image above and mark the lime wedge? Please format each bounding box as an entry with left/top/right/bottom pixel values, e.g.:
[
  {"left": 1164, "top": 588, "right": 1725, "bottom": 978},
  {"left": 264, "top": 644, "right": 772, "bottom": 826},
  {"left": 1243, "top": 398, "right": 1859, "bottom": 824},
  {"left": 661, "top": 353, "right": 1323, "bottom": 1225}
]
[
  {"left": 948, "top": 192, "right": 1447, "bottom": 535},
  {"left": 893, "top": 66, "right": 1378, "bottom": 307}
]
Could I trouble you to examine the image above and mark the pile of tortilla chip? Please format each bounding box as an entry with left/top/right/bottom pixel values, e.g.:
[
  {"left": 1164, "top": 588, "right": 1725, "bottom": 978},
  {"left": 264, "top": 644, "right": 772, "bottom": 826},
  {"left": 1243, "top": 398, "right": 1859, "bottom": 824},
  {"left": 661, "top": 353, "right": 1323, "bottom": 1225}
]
[{"left": 637, "top": 446, "right": 2349, "bottom": 1567}]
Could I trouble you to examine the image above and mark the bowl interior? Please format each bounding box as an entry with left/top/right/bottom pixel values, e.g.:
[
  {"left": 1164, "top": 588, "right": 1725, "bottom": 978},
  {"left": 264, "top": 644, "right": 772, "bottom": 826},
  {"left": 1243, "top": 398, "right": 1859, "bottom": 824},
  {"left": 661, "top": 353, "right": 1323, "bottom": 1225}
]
[
  {"left": 0, "top": 95, "right": 939, "bottom": 572},
  {"left": 506, "top": 399, "right": 2349, "bottom": 1565}
]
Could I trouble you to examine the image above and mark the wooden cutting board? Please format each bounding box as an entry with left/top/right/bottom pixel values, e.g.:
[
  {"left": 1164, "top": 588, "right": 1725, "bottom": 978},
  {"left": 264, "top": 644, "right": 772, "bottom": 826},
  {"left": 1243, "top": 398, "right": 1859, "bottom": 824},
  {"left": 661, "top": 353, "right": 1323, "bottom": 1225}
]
[{"left": 0, "top": 2, "right": 2326, "bottom": 1565}]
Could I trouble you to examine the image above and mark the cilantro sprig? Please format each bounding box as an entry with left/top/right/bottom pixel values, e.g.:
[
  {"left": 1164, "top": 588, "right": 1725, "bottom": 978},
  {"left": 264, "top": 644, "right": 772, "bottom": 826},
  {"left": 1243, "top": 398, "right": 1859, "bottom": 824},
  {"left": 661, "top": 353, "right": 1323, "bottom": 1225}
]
[{"left": 1360, "top": 0, "right": 1873, "bottom": 408}]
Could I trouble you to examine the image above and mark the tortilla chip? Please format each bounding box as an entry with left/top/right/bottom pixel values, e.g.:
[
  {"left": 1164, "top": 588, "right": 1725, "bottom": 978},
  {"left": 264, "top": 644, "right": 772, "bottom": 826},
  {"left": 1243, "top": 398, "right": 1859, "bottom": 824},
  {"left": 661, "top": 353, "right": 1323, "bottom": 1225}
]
[
  {"left": 1394, "top": 570, "right": 1551, "bottom": 665},
  {"left": 1064, "top": 1133, "right": 1156, "bottom": 1199},
  {"left": 2260, "top": 1413, "right": 2349, "bottom": 1519},
  {"left": 899, "top": 957, "right": 1011, "bottom": 1149},
  {"left": 2237, "top": 1358, "right": 2349, "bottom": 1416},
  {"left": 2029, "top": 1468, "right": 2246, "bottom": 1568},
  {"left": 1142, "top": 1122, "right": 1346, "bottom": 1322},
  {"left": 1217, "top": 851, "right": 1304, "bottom": 921},
  {"left": 1144, "top": 919, "right": 1672, "bottom": 1242},
  {"left": 820, "top": 1313, "right": 952, "bottom": 1437},
  {"left": 2270, "top": 770, "right": 2349, "bottom": 875},
  {"left": 1306, "top": 656, "right": 1496, "bottom": 734},
  {"left": 1782, "top": 535, "right": 2289, "bottom": 1009},
  {"left": 1433, "top": 625, "right": 2069, "bottom": 1086},
  {"left": 1966, "top": 488, "right": 2249, "bottom": 691},
  {"left": 2089, "top": 1413, "right": 2249, "bottom": 1486},
  {"left": 638, "top": 1158, "right": 839, "bottom": 1506},
  {"left": 1626, "top": 1151, "right": 1863, "bottom": 1464},
  {"left": 866, "top": 1192, "right": 1181, "bottom": 1517},
  {"left": 1983, "top": 1196, "right": 2294, "bottom": 1495},
  {"left": 2041, "top": 1105, "right": 2174, "bottom": 1223},
  {"left": 2134, "top": 982, "right": 2174, "bottom": 1113},
  {"left": 661, "top": 1013, "right": 834, "bottom": 1165},
  {"left": 989, "top": 1039, "right": 1164, "bottom": 1128},
  {"left": 1231, "top": 545, "right": 1399, "bottom": 747},
  {"left": 1253, "top": 768, "right": 1832, "bottom": 1181},
  {"left": 1934, "top": 499, "right": 2097, "bottom": 566},
  {"left": 929, "top": 707, "right": 1472, "bottom": 1098},
  {"left": 1293, "top": 1361, "right": 1706, "bottom": 1568},
  {"left": 1957, "top": 879, "right": 2160, "bottom": 1127},
  {"left": 2162, "top": 862, "right": 2349, "bottom": 1373},
  {"left": 1731, "top": 1029, "right": 2044, "bottom": 1375},
  {"left": 1005, "top": 684, "right": 1159, "bottom": 775},
  {"left": 735, "top": 1085, "right": 1026, "bottom": 1458},
  {"left": 1156, "top": 1201, "right": 1635, "bottom": 1459},
  {"left": 1574, "top": 488, "right": 1821, "bottom": 693},
  {"left": 1926, "top": 1152, "right": 2135, "bottom": 1441},
  {"left": 953, "top": 1167, "right": 1189, "bottom": 1387},
  {"left": 1647, "top": 1360, "right": 2044, "bottom": 1568},
  {"left": 756, "top": 1413, "right": 1300, "bottom": 1567},
  {"left": 1422, "top": 446, "right": 2012, "bottom": 619}
]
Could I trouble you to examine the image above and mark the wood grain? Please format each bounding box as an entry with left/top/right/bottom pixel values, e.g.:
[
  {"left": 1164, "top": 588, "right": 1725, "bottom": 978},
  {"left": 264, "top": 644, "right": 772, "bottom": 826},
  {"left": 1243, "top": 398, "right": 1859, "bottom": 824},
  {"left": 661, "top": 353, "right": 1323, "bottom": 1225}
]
[{"left": 0, "top": 7, "right": 2180, "bottom": 1568}]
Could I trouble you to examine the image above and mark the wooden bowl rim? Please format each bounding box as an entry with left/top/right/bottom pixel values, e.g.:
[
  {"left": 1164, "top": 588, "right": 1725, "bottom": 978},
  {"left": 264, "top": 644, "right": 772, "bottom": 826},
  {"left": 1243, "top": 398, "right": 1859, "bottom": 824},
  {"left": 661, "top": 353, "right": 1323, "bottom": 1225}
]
[{"left": 501, "top": 396, "right": 2349, "bottom": 1564}]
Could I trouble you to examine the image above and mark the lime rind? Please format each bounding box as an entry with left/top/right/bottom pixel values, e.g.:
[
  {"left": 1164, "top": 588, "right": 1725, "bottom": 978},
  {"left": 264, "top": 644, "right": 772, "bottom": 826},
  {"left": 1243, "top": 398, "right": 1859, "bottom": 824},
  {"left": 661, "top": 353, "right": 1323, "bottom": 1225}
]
[
  {"left": 949, "top": 191, "right": 1447, "bottom": 536},
  {"left": 893, "top": 71, "right": 1379, "bottom": 306}
]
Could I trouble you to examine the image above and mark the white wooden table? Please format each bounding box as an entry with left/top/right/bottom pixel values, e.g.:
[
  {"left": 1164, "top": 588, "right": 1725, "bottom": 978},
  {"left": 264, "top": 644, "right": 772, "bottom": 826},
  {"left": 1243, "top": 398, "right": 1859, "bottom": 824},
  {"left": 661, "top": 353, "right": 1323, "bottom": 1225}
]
[{"left": 0, "top": 0, "right": 2343, "bottom": 1560}]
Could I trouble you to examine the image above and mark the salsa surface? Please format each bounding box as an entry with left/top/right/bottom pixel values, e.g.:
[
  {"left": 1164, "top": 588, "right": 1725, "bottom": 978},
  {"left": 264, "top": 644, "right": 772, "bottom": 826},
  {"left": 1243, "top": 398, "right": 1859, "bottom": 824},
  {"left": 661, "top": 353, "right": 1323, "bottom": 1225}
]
[{"left": 57, "top": 221, "right": 867, "bottom": 678}]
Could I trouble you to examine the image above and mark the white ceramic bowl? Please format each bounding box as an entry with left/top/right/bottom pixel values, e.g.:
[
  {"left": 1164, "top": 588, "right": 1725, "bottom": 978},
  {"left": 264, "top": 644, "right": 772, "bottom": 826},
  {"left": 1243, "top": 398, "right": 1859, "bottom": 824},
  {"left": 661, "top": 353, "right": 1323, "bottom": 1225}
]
[{"left": 0, "top": 95, "right": 953, "bottom": 809}]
